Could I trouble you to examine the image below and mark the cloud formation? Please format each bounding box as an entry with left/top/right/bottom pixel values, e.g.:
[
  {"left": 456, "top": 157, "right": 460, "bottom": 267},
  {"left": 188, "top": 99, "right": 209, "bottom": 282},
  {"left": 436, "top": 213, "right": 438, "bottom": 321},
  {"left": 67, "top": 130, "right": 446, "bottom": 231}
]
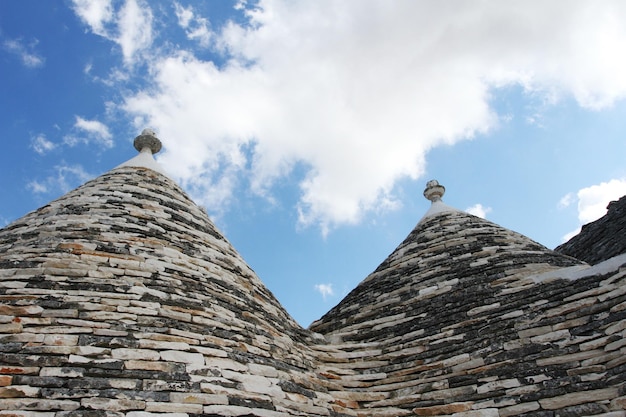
[
  {"left": 28, "top": 164, "right": 93, "bottom": 195},
  {"left": 71, "top": 0, "right": 626, "bottom": 233},
  {"left": 72, "top": 0, "right": 153, "bottom": 64},
  {"left": 63, "top": 116, "right": 114, "bottom": 148},
  {"left": 3, "top": 38, "right": 44, "bottom": 68},
  {"left": 314, "top": 283, "right": 335, "bottom": 300},
  {"left": 174, "top": 2, "right": 212, "bottom": 47},
  {"left": 466, "top": 204, "right": 493, "bottom": 219},
  {"left": 31, "top": 135, "right": 57, "bottom": 155}
]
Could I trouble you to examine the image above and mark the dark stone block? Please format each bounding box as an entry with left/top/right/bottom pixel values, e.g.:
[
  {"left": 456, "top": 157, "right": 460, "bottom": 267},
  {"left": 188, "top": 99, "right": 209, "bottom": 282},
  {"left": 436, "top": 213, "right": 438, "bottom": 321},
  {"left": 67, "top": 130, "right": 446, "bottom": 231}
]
[
  {"left": 89, "top": 360, "right": 125, "bottom": 370},
  {"left": 0, "top": 260, "right": 41, "bottom": 269},
  {"left": 448, "top": 374, "right": 479, "bottom": 388},
  {"left": 66, "top": 377, "right": 114, "bottom": 389},
  {"left": 229, "top": 396, "right": 276, "bottom": 410},
  {"left": 277, "top": 379, "right": 317, "bottom": 398},
  {"left": 40, "top": 387, "right": 101, "bottom": 399},
  {"left": 120, "top": 389, "right": 170, "bottom": 401},
  {"left": 0, "top": 343, "right": 23, "bottom": 353},
  {"left": 79, "top": 334, "right": 138, "bottom": 349},
  {"left": 556, "top": 403, "right": 608, "bottom": 417},
  {"left": 13, "top": 376, "right": 66, "bottom": 387},
  {"left": 0, "top": 353, "right": 67, "bottom": 367}
]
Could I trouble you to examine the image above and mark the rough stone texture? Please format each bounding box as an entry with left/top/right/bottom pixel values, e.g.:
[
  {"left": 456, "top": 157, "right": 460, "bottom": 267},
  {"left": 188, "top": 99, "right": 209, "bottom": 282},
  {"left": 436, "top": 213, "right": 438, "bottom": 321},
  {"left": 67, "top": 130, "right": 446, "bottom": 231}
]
[
  {"left": 556, "top": 195, "right": 626, "bottom": 264},
  {"left": 0, "top": 146, "right": 625, "bottom": 416}
]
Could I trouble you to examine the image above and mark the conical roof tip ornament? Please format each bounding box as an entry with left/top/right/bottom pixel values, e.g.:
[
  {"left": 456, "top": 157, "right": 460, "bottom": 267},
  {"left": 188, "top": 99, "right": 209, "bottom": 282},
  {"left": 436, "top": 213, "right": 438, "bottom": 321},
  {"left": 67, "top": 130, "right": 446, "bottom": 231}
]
[
  {"left": 423, "top": 179, "right": 445, "bottom": 203},
  {"left": 134, "top": 128, "right": 162, "bottom": 154},
  {"left": 115, "top": 128, "right": 167, "bottom": 175}
]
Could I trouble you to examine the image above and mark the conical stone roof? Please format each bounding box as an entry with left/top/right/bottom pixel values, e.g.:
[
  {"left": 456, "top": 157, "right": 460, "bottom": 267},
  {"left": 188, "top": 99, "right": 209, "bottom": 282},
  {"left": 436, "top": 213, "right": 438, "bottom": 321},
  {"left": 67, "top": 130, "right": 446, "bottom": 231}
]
[
  {"left": 0, "top": 131, "right": 339, "bottom": 416},
  {"left": 310, "top": 180, "right": 584, "bottom": 339},
  {"left": 308, "top": 181, "right": 626, "bottom": 416}
]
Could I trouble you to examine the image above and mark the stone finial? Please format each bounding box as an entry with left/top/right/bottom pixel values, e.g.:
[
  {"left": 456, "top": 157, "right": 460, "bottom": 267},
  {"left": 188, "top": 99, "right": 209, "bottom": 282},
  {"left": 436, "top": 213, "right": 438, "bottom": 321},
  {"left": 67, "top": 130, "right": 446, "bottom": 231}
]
[
  {"left": 423, "top": 180, "right": 445, "bottom": 203},
  {"left": 133, "top": 128, "right": 162, "bottom": 154}
]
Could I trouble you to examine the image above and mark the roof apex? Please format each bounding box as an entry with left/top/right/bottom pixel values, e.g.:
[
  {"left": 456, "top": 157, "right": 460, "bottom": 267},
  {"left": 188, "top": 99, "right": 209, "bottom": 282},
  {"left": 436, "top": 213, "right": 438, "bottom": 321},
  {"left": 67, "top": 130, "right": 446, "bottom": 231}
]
[
  {"left": 419, "top": 180, "right": 461, "bottom": 222},
  {"left": 115, "top": 129, "right": 168, "bottom": 176}
]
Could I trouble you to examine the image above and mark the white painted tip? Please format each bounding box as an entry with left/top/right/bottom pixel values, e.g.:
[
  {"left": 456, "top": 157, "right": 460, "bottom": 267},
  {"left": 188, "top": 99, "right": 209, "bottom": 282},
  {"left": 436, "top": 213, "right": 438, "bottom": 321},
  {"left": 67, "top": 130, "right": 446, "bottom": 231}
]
[
  {"left": 114, "top": 129, "right": 168, "bottom": 176},
  {"left": 419, "top": 180, "right": 461, "bottom": 223}
]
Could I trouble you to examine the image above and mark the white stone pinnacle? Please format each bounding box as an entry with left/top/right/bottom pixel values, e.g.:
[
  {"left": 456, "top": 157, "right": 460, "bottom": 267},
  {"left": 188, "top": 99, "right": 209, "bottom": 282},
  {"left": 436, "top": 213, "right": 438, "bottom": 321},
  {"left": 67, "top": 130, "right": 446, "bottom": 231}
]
[
  {"left": 133, "top": 128, "right": 162, "bottom": 154},
  {"left": 423, "top": 179, "right": 445, "bottom": 203},
  {"left": 419, "top": 179, "right": 459, "bottom": 223},
  {"left": 115, "top": 129, "right": 168, "bottom": 175}
]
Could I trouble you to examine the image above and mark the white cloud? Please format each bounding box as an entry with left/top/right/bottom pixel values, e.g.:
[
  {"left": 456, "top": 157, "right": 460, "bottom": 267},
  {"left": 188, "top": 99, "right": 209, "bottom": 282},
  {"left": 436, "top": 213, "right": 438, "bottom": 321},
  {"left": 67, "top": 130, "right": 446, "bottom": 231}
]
[
  {"left": 576, "top": 179, "right": 626, "bottom": 224},
  {"left": 3, "top": 38, "right": 44, "bottom": 68},
  {"left": 71, "top": 0, "right": 152, "bottom": 64},
  {"left": 31, "top": 134, "right": 57, "bottom": 155},
  {"left": 174, "top": 3, "right": 193, "bottom": 28},
  {"left": 116, "top": 0, "right": 153, "bottom": 63},
  {"left": 314, "top": 283, "right": 335, "bottom": 300},
  {"left": 73, "top": 1, "right": 626, "bottom": 233},
  {"left": 558, "top": 192, "right": 574, "bottom": 210},
  {"left": 466, "top": 204, "right": 493, "bottom": 219},
  {"left": 561, "top": 178, "right": 626, "bottom": 241},
  {"left": 64, "top": 116, "right": 113, "bottom": 148},
  {"left": 28, "top": 164, "right": 93, "bottom": 196},
  {"left": 71, "top": 0, "right": 114, "bottom": 37},
  {"left": 174, "top": 3, "right": 211, "bottom": 47},
  {"left": 27, "top": 180, "right": 48, "bottom": 194}
]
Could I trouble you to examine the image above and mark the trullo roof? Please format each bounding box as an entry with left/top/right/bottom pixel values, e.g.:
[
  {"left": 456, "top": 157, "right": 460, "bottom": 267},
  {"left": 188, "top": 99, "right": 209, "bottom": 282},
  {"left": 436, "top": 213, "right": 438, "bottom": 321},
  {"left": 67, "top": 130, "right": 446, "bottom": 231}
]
[{"left": 0, "top": 132, "right": 625, "bottom": 416}]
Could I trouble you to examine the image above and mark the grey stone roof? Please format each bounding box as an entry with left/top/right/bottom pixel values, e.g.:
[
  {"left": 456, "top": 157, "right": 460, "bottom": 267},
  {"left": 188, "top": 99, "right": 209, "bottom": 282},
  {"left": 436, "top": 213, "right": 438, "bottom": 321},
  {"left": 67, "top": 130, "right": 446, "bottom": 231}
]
[
  {"left": 309, "top": 209, "right": 584, "bottom": 338},
  {"left": 1, "top": 135, "right": 625, "bottom": 416},
  {"left": 308, "top": 193, "right": 626, "bottom": 415},
  {"left": 555, "top": 195, "right": 626, "bottom": 265}
]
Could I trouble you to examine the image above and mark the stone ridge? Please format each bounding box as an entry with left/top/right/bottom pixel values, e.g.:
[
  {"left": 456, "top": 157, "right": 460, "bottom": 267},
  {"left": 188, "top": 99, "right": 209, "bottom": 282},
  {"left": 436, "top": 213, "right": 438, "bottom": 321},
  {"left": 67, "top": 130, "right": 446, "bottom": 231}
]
[
  {"left": 0, "top": 165, "right": 350, "bottom": 416},
  {"left": 556, "top": 195, "right": 626, "bottom": 265}
]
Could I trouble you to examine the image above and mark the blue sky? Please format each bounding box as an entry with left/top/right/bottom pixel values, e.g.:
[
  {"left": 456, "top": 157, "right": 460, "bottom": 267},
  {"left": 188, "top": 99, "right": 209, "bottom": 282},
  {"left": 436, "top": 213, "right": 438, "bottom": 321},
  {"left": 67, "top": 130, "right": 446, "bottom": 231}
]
[{"left": 1, "top": 0, "right": 626, "bottom": 327}]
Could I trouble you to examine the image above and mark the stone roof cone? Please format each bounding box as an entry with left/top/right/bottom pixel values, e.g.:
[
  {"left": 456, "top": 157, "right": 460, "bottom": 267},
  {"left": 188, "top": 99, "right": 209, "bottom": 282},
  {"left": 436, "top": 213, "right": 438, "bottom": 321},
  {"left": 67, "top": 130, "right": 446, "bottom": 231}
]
[
  {"left": 0, "top": 130, "right": 335, "bottom": 415},
  {"left": 310, "top": 180, "right": 585, "bottom": 337},
  {"left": 307, "top": 180, "right": 625, "bottom": 415}
]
